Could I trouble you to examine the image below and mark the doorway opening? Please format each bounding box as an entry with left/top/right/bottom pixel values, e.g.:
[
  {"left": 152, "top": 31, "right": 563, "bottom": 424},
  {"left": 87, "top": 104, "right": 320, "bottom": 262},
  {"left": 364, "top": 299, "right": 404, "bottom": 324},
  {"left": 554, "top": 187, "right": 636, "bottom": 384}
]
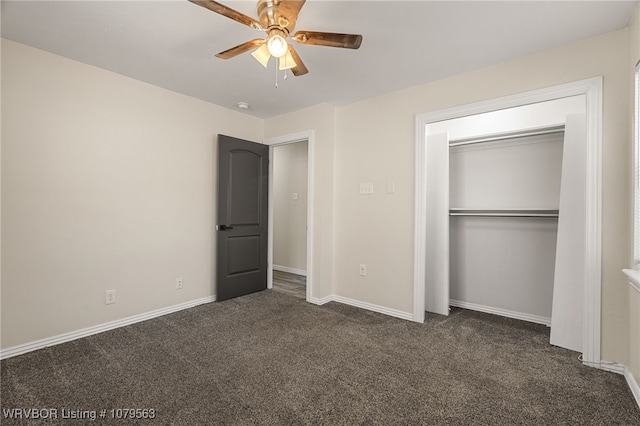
[
  {"left": 271, "top": 141, "right": 308, "bottom": 299},
  {"left": 264, "top": 131, "right": 314, "bottom": 302}
]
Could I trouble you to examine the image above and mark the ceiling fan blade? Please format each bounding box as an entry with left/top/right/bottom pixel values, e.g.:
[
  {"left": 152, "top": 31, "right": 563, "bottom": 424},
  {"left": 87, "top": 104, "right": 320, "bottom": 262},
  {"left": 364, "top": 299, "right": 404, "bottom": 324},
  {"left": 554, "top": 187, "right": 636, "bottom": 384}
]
[
  {"left": 293, "top": 31, "right": 363, "bottom": 49},
  {"left": 189, "top": 0, "right": 263, "bottom": 30},
  {"left": 282, "top": 0, "right": 306, "bottom": 22},
  {"left": 215, "top": 38, "right": 265, "bottom": 59},
  {"left": 287, "top": 45, "right": 308, "bottom": 76}
]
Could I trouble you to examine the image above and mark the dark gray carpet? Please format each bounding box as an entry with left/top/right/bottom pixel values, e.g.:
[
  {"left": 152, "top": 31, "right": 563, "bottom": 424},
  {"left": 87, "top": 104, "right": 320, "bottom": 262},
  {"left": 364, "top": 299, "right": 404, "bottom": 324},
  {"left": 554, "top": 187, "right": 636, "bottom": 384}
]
[{"left": 2, "top": 290, "right": 639, "bottom": 425}]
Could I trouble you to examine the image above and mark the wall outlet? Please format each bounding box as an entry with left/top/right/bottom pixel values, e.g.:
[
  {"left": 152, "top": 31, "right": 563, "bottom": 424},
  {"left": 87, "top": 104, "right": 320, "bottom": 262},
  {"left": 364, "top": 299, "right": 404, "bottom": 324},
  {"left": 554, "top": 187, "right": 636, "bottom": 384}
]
[
  {"left": 176, "top": 277, "right": 183, "bottom": 290},
  {"left": 105, "top": 289, "right": 116, "bottom": 305},
  {"left": 359, "top": 264, "right": 367, "bottom": 277}
]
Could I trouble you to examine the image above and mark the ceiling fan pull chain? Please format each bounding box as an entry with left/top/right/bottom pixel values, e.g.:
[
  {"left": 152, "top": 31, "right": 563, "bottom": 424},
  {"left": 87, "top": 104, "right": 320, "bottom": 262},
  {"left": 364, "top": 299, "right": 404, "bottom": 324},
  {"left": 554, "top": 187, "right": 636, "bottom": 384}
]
[
  {"left": 283, "top": 54, "right": 288, "bottom": 80},
  {"left": 275, "top": 57, "right": 279, "bottom": 88}
]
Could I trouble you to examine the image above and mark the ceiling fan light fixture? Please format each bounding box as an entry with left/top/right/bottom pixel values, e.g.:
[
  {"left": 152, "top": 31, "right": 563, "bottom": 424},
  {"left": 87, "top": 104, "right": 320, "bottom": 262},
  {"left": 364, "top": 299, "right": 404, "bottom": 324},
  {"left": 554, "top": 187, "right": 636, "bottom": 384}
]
[
  {"left": 279, "top": 50, "right": 297, "bottom": 70},
  {"left": 267, "top": 29, "right": 288, "bottom": 58},
  {"left": 251, "top": 43, "right": 271, "bottom": 68},
  {"left": 191, "top": 0, "right": 363, "bottom": 79}
]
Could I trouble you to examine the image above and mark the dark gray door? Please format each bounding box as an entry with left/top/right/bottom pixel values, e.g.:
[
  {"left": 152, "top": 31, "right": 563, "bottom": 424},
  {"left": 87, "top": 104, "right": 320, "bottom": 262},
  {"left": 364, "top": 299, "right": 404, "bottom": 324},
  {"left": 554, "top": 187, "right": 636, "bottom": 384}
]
[{"left": 216, "top": 134, "right": 269, "bottom": 301}]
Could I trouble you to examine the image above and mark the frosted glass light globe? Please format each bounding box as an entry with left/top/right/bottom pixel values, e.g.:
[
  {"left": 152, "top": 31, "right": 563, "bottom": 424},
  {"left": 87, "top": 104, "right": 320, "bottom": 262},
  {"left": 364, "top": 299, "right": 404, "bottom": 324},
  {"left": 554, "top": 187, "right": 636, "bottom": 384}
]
[{"left": 267, "top": 34, "right": 288, "bottom": 58}]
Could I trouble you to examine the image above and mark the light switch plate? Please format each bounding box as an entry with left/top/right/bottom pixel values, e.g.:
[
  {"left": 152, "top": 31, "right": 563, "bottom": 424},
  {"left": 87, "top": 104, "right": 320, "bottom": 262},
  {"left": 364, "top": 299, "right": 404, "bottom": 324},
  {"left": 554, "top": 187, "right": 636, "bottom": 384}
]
[
  {"left": 359, "top": 182, "right": 374, "bottom": 195},
  {"left": 386, "top": 182, "right": 395, "bottom": 194}
]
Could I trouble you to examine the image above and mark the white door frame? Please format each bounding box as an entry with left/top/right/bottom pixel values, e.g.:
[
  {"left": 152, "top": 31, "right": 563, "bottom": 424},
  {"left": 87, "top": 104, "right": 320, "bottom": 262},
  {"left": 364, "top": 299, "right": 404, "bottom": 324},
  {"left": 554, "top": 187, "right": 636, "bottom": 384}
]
[
  {"left": 414, "top": 77, "right": 603, "bottom": 365},
  {"left": 264, "top": 130, "right": 314, "bottom": 302}
]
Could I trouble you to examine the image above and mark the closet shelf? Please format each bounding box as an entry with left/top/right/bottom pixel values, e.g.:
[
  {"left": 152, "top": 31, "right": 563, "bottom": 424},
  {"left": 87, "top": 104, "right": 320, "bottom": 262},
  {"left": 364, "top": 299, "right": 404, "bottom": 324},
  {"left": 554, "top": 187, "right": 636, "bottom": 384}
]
[
  {"left": 448, "top": 124, "right": 565, "bottom": 147},
  {"left": 449, "top": 208, "right": 559, "bottom": 218}
]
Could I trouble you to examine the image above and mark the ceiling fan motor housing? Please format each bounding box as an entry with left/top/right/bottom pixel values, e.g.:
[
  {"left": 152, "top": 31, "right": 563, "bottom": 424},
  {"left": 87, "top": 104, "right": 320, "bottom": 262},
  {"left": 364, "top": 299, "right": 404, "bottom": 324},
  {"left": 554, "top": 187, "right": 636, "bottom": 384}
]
[{"left": 257, "top": 0, "right": 300, "bottom": 33}]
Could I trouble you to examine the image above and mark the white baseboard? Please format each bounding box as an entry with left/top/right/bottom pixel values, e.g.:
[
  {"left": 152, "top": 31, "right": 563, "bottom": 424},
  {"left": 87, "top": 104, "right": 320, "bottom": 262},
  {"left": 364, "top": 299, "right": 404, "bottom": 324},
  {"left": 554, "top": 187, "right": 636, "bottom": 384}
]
[
  {"left": 625, "top": 366, "right": 640, "bottom": 409},
  {"left": 273, "top": 265, "right": 307, "bottom": 276},
  {"left": 449, "top": 299, "right": 552, "bottom": 326},
  {"left": 309, "top": 295, "right": 334, "bottom": 305},
  {"left": 307, "top": 293, "right": 413, "bottom": 321},
  {"left": 332, "top": 295, "right": 414, "bottom": 321},
  {"left": 0, "top": 296, "right": 216, "bottom": 360},
  {"left": 596, "top": 360, "right": 626, "bottom": 374}
]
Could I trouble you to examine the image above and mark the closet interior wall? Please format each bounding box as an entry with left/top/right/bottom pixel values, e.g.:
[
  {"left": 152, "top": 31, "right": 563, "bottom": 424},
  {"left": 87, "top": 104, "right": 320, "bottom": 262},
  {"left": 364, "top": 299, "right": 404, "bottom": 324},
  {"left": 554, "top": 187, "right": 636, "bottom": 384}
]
[{"left": 448, "top": 131, "right": 564, "bottom": 324}]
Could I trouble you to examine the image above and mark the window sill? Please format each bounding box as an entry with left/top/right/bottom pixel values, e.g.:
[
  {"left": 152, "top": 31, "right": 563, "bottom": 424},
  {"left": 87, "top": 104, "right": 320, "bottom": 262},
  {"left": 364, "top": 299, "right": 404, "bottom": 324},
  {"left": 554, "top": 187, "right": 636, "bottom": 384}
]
[{"left": 622, "top": 269, "right": 640, "bottom": 293}]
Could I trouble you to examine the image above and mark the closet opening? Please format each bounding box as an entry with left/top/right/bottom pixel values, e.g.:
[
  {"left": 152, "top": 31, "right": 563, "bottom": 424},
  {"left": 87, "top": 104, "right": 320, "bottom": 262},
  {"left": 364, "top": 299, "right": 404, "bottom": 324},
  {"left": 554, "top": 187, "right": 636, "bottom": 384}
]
[{"left": 414, "top": 78, "right": 603, "bottom": 365}]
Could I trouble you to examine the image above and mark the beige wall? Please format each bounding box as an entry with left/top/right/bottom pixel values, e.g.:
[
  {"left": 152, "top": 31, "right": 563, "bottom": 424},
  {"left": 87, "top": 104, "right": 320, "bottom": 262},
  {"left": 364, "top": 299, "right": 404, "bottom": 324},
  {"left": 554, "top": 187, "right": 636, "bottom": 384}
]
[
  {"left": 333, "top": 28, "right": 630, "bottom": 362},
  {"left": 1, "top": 40, "right": 263, "bottom": 349},
  {"left": 273, "top": 142, "right": 308, "bottom": 272},
  {"left": 265, "top": 104, "right": 336, "bottom": 301},
  {"left": 628, "top": 4, "right": 640, "bottom": 381}
]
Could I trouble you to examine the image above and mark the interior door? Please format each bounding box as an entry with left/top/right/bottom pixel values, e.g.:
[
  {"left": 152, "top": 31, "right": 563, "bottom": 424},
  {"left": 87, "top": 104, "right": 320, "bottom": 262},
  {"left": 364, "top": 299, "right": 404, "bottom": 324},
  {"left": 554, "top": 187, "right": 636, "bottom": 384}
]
[
  {"left": 425, "top": 132, "right": 450, "bottom": 316},
  {"left": 217, "top": 134, "right": 269, "bottom": 301}
]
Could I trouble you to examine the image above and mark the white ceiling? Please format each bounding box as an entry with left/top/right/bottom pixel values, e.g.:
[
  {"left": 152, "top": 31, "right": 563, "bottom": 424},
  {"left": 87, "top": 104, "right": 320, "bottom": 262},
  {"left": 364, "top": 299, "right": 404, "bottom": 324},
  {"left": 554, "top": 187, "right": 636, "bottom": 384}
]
[{"left": 2, "top": 1, "right": 638, "bottom": 118}]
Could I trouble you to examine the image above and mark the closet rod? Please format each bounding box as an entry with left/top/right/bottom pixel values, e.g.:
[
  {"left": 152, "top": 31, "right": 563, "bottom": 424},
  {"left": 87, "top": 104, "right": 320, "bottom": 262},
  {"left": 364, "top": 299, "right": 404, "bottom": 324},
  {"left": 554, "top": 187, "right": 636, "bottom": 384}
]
[
  {"left": 450, "top": 212, "right": 558, "bottom": 218},
  {"left": 448, "top": 124, "right": 565, "bottom": 148},
  {"left": 449, "top": 209, "right": 559, "bottom": 218}
]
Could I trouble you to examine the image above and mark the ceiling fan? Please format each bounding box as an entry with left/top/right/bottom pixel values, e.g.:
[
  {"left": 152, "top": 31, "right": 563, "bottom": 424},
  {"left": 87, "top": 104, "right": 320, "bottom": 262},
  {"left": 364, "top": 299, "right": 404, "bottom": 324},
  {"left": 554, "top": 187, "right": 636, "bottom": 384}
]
[{"left": 189, "top": 0, "right": 363, "bottom": 77}]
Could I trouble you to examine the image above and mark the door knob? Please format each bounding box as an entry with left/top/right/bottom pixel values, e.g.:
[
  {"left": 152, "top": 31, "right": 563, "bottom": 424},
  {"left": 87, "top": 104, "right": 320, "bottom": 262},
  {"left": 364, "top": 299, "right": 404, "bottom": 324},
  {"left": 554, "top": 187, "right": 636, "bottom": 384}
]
[{"left": 216, "top": 224, "right": 234, "bottom": 231}]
